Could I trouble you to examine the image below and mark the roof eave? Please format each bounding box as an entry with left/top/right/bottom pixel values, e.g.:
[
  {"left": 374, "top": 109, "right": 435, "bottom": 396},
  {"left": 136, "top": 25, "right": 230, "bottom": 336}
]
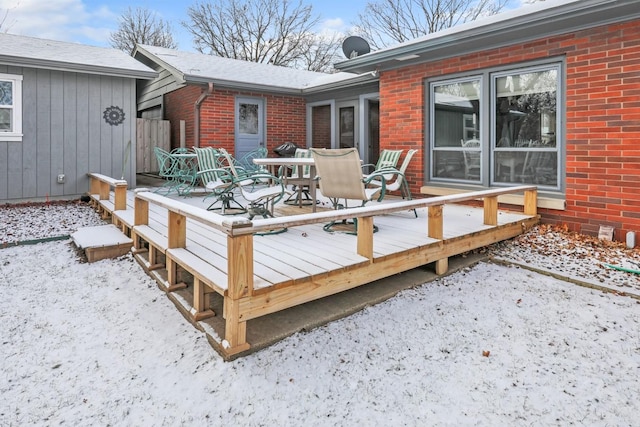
[
  {"left": 335, "top": 0, "right": 640, "bottom": 74},
  {"left": 0, "top": 55, "right": 157, "bottom": 79},
  {"left": 184, "top": 74, "right": 304, "bottom": 95},
  {"left": 301, "top": 74, "right": 379, "bottom": 94}
]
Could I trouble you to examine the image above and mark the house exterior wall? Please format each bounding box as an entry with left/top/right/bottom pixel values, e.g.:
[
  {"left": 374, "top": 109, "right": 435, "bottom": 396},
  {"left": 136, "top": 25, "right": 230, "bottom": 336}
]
[
  {"left": 379, "top": 20, "right": 640, "bottom": 240},
  {"left": 0, "top": 66, "right": 137, "bottom": 203},
  {"left": 164, "top": 85, "right": 306, "bottom": 155}
]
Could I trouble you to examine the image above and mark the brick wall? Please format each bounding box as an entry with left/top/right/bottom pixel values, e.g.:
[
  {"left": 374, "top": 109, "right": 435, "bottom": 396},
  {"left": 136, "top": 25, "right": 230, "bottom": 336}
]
[
  {"left": 164, "top": 85, "right": 306, "bottom": 155},
  {"left": 311, "top": 104, "right": 332, "bottom": 149},
  {"left": 380, "top": 20, "right": 640, "bottom": 240}
]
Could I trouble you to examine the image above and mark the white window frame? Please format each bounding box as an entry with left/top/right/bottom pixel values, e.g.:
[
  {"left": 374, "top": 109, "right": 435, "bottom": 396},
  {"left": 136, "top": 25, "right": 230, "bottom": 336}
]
[{"left": 0, "top": 73, "right": 23, "bottom": 142}]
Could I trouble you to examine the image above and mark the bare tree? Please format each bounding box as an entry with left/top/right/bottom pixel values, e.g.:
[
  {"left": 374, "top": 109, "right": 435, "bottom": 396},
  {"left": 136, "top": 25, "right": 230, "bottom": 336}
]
[
  {"left": 354, "top": 0, "right": 508, "bottom": 49},
  {"left": 0, "top": 5, "right": 16, "bottom": 33},
  {"left": 184, "top": 0, "right": 340, "bottom": 71},
  {"left": 296, "top": 31, "right": 342, "bottom": 72},
  {"left": 109, "top": 7, "right": 177, "bottom": 53}
]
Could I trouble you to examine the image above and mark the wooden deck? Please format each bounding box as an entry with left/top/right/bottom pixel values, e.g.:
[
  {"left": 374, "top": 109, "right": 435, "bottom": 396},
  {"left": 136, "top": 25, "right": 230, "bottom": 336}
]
[{"left": 88, "top": 176, "right": 539, "bottom": 359}]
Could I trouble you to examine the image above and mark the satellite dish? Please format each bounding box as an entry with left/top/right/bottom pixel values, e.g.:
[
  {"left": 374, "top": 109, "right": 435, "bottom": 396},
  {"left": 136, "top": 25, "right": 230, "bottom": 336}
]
[{"left": 342, "top": 36, "right": 370, "bottom": 59}]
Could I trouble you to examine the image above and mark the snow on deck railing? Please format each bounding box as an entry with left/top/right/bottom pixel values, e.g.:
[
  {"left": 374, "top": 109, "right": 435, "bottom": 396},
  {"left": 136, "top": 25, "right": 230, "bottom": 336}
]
[{"left": 134, "top": 185, "right": 537, "bottom": 237}]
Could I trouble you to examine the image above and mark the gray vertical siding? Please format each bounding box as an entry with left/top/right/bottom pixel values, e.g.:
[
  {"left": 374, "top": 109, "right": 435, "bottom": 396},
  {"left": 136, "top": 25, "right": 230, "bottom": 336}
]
[{"left": 0, "top": 67, "right": 138, "bottom": 203}]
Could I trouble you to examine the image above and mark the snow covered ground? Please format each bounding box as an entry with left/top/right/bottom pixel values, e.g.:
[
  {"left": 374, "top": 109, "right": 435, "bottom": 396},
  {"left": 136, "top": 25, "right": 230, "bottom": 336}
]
[{"left": 1, "top": 201, "right": 639, "bottom": 426}]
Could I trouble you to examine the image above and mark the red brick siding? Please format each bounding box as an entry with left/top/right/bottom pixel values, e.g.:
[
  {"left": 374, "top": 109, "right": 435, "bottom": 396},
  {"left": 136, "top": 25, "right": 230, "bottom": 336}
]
[
  {"left": 380, "top": 20, "right": 640, "bottom": 240},
  {"left": 164, "top": 85, "right": 306, "bottom": 155},
  {"left": 311, "top": 104, "right": 332, "bottom": 149}
]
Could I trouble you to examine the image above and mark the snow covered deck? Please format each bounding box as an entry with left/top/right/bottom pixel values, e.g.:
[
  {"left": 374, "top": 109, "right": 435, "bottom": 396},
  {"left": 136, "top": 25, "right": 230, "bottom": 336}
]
[{"left": 89, "top": 182, "right": 539, "bottom": 359}]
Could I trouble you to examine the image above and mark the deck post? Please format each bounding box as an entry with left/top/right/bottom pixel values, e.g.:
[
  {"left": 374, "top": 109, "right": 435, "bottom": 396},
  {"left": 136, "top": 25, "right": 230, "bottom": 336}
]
[
  {"left": 483, "top": 196, "right": 498, "bottom": 226},
  {"left": 428, "top": 205, "right": 444, "bottom": 239},
  {"left": 89, "top": 176, "right": 100, "bottom": 198},
  {"left": 114, "top": 183, "right": 127, "bottom": 211},
  {"left": 524, "top": 189, "right": 538, "bottom": 216},
  {"left": 357, "top": 216, "right": 374, "bottom": 260},
  {"left": 224, "top": 233, "right": 254, "bottom": 353},
  {"left": 166, "top": 211, "right": 188, "bottom": 291},
  {"left": 99, "top": 181, "right": 109, "bottom": 201},
  {"left": 428, "top": 205, "right": 448, "bottom": 274},
  {"left": 132, "top": 197, "right": 149, "bottom": 252},
  {"left": 168, "top": 211, "right": 187, "bottom": 249}
]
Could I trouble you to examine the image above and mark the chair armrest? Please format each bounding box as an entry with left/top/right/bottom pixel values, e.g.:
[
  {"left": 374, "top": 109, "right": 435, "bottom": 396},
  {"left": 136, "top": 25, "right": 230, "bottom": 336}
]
[{"left": 363, "top": 171, "right": 388, "bottom": 202}]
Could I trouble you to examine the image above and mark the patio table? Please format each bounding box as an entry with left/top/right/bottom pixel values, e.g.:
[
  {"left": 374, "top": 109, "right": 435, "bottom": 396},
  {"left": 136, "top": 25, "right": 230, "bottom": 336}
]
[{"left": 253, "top": 157, "right": 318, "bottom": 212}]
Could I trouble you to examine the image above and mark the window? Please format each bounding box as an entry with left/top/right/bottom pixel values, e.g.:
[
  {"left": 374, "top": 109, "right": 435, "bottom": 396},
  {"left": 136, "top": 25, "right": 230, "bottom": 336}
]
[
  {"left": 429, "top": 63, "right": 561, "bottom": 191},
  {"left": 0, "top": 73, "right": 23, "bottom": 142},
  {"left": 430, "top": 78, "right": 482, "bottom": 182}
]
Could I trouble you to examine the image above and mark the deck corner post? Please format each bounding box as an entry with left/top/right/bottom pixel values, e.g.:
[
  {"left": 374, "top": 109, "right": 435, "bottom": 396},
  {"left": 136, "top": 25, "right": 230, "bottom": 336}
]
[
  {"left": 223, "top": 297, "right": 250, "bottom": 354},
  {"left": 223, "top": 233, "right": 254, "bottom": 354},
  {"left": 89, "top": 176, "right": 100, "bottom": 196},
  {"left": 227, "top": 234, "right": 254, "bottom": 298},
  {"left": 524, "top": 189, "right": 538, "bottom": 216},
  {"left": 483, "top": 196, "right": 498, "bottom": 226},
  {"left": 356, "top": 216, "right": 374, "bottom": 260}
]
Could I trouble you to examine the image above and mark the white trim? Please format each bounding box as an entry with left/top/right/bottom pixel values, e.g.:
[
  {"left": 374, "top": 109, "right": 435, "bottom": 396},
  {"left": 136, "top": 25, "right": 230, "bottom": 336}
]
[
  {"left": 0, "top": 72, "right": 23, "bottom": 142},
  {"left": 359, "top": 92, "right": 380, "bottom": 163}
]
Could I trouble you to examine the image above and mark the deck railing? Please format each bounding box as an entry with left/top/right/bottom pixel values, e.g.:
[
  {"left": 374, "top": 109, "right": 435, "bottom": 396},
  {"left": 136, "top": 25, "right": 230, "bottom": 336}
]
[
  {"left": 87, "top": 173, "right": 128, "bottom": 213},
  {"left": 133, "top": 185, "right": 537, "bottom": 356}
]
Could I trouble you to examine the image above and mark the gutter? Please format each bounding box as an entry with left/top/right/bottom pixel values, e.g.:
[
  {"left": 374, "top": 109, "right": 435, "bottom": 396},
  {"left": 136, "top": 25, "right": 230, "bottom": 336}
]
[
  {"left": 334, "top": 0, "right": 640, "bottom": 74},
  {"left": 194, "top": 82, "right": 214, "bottom": 148}
]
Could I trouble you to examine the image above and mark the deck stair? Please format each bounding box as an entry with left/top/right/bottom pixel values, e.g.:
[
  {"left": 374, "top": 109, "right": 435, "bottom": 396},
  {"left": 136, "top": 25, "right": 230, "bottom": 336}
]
[{"left": 71, "top": 224, "right": 133, "bottom": 263}]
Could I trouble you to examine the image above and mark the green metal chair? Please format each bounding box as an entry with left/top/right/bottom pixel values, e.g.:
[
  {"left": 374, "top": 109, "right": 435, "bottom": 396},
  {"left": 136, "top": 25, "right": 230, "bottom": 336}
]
[
  {"left": 194, "top": 147, "right": 246, "bottom": 214},
  {"left": 367, "top": 149, "right": 419, "bottom": 217},
  {"left": 362, "top": 149, "right": 403, "bottom": 182},
  {"left": 153, "top": 147, "right": 198, "bottom": 196}
]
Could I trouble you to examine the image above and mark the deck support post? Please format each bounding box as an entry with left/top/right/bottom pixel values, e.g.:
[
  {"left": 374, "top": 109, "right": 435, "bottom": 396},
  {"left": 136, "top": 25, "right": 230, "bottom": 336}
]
[
  {"left": 357, "top": 216, "right": 374, "bottom": 260},
  {"left": 484, "top": 196, "right": 498, "bottom": 226},
  {"left": 224, "top": 233, "right": 254, "bottom": 354},
  {"left": 191, "top": 277, "right": 215, "bottom": 321},
  {"left": 428, "top": 205, "right": 448, "bottom": 275}
]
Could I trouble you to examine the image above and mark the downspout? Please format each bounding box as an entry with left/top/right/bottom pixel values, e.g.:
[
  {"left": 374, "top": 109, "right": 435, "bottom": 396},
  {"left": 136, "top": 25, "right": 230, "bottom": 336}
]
[{"left": 194, "top": 82, "right": 214, "bottom": 148}]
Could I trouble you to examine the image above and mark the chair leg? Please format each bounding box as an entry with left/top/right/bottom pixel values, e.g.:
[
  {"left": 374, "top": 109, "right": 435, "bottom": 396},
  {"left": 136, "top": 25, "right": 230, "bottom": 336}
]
[
  {"left": 401, "top": 182, "right": 418, "bottom": 218},
  {"left": 284, "top": 185, "right": 313, "bottom": 206},
  {"left": 205, "top": 192, "right": 247, "bottom": 215}
]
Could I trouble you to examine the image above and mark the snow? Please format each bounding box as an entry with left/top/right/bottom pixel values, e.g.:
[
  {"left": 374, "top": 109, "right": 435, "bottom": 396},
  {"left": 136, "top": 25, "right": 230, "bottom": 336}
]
[
  {"left": 1, "top": 201, "right": 639, "bottom": 425},
  {"left": 71, "top": 224, "right": 133, "bottom": 249}
]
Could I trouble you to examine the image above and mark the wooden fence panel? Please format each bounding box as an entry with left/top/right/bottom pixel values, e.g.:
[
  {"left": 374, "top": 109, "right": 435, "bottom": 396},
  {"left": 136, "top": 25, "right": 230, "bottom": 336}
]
[{"left": 136, "top": 118, "right": 171, "bottom": 173}]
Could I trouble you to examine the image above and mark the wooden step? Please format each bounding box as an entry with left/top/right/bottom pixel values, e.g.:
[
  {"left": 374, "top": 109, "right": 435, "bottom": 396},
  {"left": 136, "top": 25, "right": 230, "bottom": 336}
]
[{"left": 71, "top": 224, "right": 133, "bottom": 263}]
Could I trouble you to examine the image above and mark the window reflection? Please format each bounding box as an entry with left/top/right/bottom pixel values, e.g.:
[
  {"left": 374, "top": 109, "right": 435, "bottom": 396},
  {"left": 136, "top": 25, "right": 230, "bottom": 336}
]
[
  {"left": 493, "top": 69, "right": 558, "bottom": 186},
  {"left": 239, "top": 103, "right": 259, "bottom": 135},
  {"left": 431, "top": 79, "right": 481, "bottom": 182}
]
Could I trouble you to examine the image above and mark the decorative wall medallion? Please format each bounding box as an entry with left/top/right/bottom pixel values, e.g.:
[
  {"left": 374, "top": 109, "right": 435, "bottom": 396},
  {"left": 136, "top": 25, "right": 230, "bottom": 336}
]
[{"left": 103, "top": 106, "right": 125, "bottom": 126}]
